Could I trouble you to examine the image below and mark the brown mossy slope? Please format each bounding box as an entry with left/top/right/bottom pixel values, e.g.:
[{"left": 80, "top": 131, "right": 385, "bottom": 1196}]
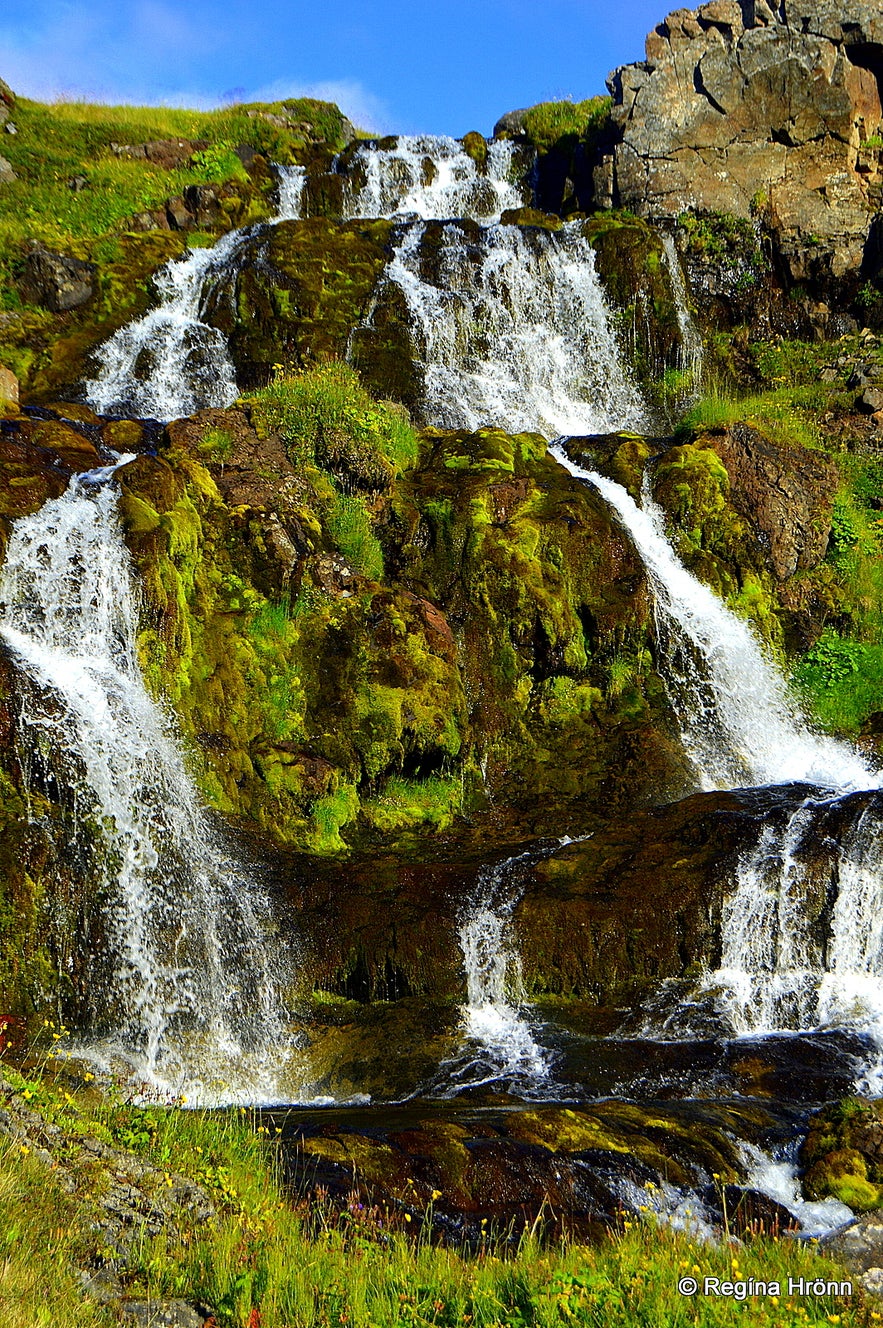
[{"left": 114, "top": 400, "right": 691, "bottom": 855}]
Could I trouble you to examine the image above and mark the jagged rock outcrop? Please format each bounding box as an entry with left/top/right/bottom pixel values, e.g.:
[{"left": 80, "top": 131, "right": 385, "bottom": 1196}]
[
  {"left": 600, "top": 1, "right": 883, "bottom": 288},
  {"left": 0, "top": 76, "right": 13, "bottom": 123}
]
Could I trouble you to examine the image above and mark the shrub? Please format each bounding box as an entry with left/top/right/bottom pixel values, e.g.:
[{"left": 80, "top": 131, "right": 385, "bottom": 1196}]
[{"left": 522, "top": 97, "right": 611, "bottom": 152}]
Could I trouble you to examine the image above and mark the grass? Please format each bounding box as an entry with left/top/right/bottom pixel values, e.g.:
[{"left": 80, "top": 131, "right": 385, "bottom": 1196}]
[
  {"left": 0, "top": 94, "right": 348, "bottom": 317},
  {"left": 521, "top": 97, "right": 611, "bottom": 153},
  {"left": 0, "top": 1058, "right": 876, "bottom": 1327},
  {"left": 249, "top": 361, "right": 420, "bottom": 479},
  {"left": 677, "top": 384, "right": 826, "bottom": 452}
]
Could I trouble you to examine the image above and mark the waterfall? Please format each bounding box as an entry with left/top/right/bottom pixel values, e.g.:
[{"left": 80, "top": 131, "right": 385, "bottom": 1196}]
[
  {"left": 660, "top": 233, "right": 703, "bottom": 380},
  {"left": 0, "top": 460, "right": 296, "bottom": 1103},
  {"left": 84, "top": 166, "right": 306, "bottom": 422},
  {"left": 551, "top": 443, "right": 878, "bottom": 793},
  {"left": 551, "top": 442, "right": 883, "bottom": 1070},
  {"left": 377, "top": 220, "right": 648, "bottom": 437},
  {"left": 338, "top": 135, "right": 529, "bottom": 222},
  {"left": 440, "top": 850, "right": 552, "bottom": 1095},
  {"left": 709, "top": 795, "right": 883, "bottom": 1079}
]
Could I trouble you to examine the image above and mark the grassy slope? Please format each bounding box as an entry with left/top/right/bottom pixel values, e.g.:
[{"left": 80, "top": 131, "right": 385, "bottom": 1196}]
[
  {"left": 678, "top": 338, "right": 883, "bottom": 737},
  {"left": 0, "top": 1057, "right": 874, "bottom": 1328},
  {"left": 0, "top": 93, "right": 349, "bottom": 390}
]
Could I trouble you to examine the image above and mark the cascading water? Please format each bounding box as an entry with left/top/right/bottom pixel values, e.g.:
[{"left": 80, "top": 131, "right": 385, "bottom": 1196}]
[
  {"left": 551, "top": 443, "right": 877, "bottom": 794},
  {"left": 338, "top": 135, "right": 529, "bottom": 222},
  {"left": 0, "top": 459, "right": 296, "bottom": 1103},
  {"left": 551, "top": 441, "right": 883, "bottom": 1086},
  {"left": 660, "top": 234, "right": 703, "bottom": 380},
  {"left": 377, "top": 220, "right": 648, "bottom": 436},
  {"left": 85, "top": 166, "right": 306, "bottom": 421},
  {"left": 443, "top": 850, "right": 552, "bottom": 1094}
]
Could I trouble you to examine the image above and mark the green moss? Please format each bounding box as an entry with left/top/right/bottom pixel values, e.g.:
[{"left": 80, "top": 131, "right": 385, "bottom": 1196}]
[
  {"left": 520, "top": 98, "right": 611, "bottom": 153},
  {"left": 249, "top": 362, "right": 418, "bottom": 481}
]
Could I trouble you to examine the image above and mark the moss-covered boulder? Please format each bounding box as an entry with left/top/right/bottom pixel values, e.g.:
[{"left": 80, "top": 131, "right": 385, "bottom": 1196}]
[
  {"left": 203, "top": 216, "right": 406, "bottom": 394},
  {"left": 802, "top": 1099, "right": 883, "bottom": 1212},
  {"left": 280, "top": 1098, "right": 772, "bottom": 1237},
  {"left": 90, "top": 397, "right": 696, "bottom": 853}
]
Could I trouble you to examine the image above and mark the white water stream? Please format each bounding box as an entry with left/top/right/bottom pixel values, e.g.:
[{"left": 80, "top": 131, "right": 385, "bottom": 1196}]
[
  {"left": 551, "top": 444, "right": 883, "bottom": 1080},
  {"left": 552, "top": 444, "right": 878, "bottom": 795},
  {"left": 85, "top": 166, "right": 305, "bottom": 421},
  {"left": 339, "top": 134, "right": 528, "bottom": 222},
  {"left": 444, "top": 850, "right": 552, "bottom": 1094},
  {"left": 0, "top": 460, "right": 296, "bottom": 1103},
  {"left": 382, "top": 220, "right": 648, "bottom": 436}
]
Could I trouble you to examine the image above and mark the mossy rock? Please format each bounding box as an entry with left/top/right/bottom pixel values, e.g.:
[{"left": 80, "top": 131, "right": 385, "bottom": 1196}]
[
  {"left": 281, "top": 1098, "right": 763, "bottom": 1235},
  {"left": 204, "top": 216, "right": 400, "bottom": 393},
  {"left": 460, "top": 131, "right": 488, "bottom": 169},
  {"left": 802, "top": 1097, "right": 883, "bottom": 1211},
  {"left": 583, "top": 215, "right": 685, "bottom": 408},
  {"left": 499, "top": 207, "right": 563, "bottom": 231}
]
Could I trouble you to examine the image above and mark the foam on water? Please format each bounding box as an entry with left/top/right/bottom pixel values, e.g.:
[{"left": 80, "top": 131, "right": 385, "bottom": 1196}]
[
  {"left": 339, "top": 135, "right": 528, "bottom": 221},
  {"left": 85, "top": 166, "right": 305, "bottom": 421}
]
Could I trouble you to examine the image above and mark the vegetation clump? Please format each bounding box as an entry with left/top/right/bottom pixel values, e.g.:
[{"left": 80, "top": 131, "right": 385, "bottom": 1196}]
[
  {"left": 521, "top": 97, "right": 611, "bottom": 153},
  {"left": 0, "top": 1059, "right": 870, "bottom": 1328}
]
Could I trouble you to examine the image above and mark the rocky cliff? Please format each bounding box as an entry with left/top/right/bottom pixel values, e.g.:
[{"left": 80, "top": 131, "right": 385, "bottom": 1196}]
[{"left": 598, "top": 1, "right": 883, "bottom": 292}]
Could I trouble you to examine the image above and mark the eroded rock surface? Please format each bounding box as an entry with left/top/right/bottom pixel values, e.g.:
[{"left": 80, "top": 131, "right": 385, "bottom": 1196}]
[{"left": 601, "top": 1, "right": 883, "bottom": 287}]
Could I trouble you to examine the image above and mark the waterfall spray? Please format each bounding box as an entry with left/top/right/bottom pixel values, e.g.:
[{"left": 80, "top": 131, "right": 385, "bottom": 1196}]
[{"left": 0, "top": 460, "right": 296, "bottom": 1103}]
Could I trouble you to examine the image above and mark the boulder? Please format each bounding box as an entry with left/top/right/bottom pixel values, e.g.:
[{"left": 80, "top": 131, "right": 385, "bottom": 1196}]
[
  {"left": 164, "top": 195, "right": 194, "bottom": 230},
  {"left": 111, "top": 139, "right": 208, "bottom": 169},
  {"left": 0, "top": 154, "right": 14, "bottom": 182},
  {"left": 0, "top": 364, "right": 18, "bottom": 409},
  {"left": 493, "top": 107, "right": 531, "bottom": 138},
  {"left": 698, "top": 421, "right": 839, "bottom": 581},
  {"left": 0, "top": 76, "right": 13, "bottom": 124},
  {"left": 19, "top": 245, "right": 96, "bottom": 312},
  {"left": 601, "top": 1, "right": 883, "bottom": 290}
]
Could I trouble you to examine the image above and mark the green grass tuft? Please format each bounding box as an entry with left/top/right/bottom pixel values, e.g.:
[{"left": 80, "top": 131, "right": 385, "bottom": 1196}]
[{"left": 521, "top": 97, "right": 611, "bottom": 152}]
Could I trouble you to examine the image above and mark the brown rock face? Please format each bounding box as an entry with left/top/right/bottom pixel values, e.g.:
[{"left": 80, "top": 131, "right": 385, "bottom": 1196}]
[
  {"left": 705, "top": 422, "right": 839, "bottom": 580},
  {"left": 20, "top": 245, "right": 96, "bottom": 312},
  {"left": 0, "top": 364, "right": 17, "bottom": 409},
  {"left": 602, "top": 1, "right": 883, "bottom": 286}
]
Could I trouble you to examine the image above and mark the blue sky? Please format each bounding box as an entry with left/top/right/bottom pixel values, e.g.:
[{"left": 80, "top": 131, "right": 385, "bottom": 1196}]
[{"left": 0, "top": 0, "right": 667, "bottom": 135}]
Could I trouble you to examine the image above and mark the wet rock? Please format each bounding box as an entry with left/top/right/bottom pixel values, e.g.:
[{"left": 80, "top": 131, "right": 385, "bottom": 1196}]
[
  {"left": 278, "top": 1099, "right": 771, "bottom": 1239},
  {"left": 183, "top": 183, "right": 221, "bottom": 225},
  {"left": 722, "top": 1185, "right": 800, "bottom": 1236},
  {"left": 823, "top": 1210, "right": 883, "bottom": 1275},
  {"left": 203, "top": 216, "right": 399, "bottom": 393},
  {"left": 0, "top": 364, "right": 17, "bottom": 409},
  {"left": 493, "top": 108, "right": 531, "bottom": 139},
  {"left": 19, "top": 245, "right": 96, "bottom": 312},
  {"left": 165, "top": 195, "right": 195, "bottom": 230},
  {"left": 698, "top": 421, "right": 839, "bottom": 581},
  {"left": 803, "top": 1098, "right": 883, "bottom": 1211}
]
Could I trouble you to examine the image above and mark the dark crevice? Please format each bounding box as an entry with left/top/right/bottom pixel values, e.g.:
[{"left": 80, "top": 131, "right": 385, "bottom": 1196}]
[{"left": 693, "top": 65, "right": 728, "bottom": 118}]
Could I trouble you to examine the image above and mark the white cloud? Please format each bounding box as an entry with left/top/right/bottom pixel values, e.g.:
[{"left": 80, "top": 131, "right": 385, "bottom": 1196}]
[
  {"left": 0, "top": 3, "right": 389, "bottom": 128},
  {"left": 242, "top": 77, "right": 392, "bottom": 133}
]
